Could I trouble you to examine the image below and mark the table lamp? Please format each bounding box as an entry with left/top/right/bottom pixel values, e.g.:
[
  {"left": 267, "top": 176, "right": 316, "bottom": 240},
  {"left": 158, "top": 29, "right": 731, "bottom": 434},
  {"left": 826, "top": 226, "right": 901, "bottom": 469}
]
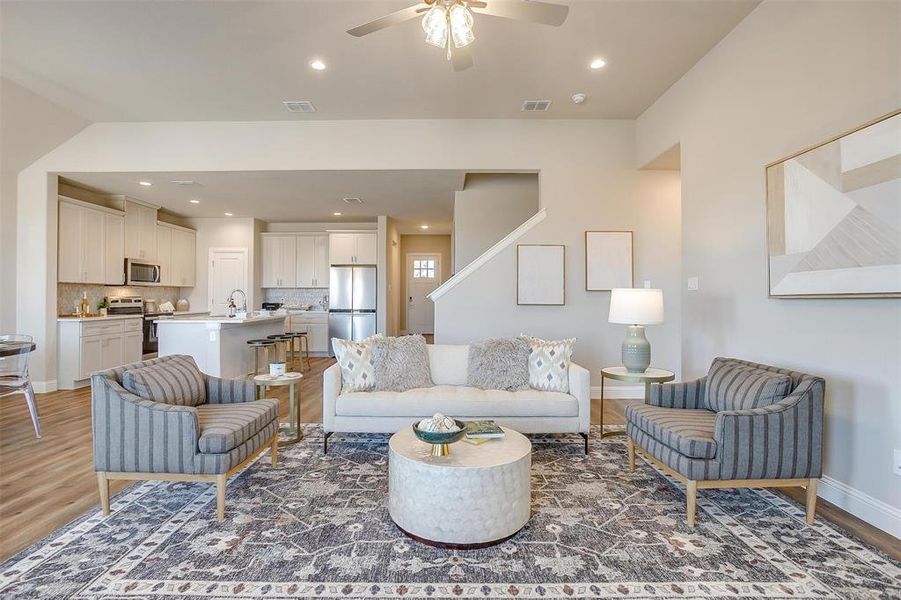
[{"left": 608, "top": 288, "right": 664, "bottom": 373}]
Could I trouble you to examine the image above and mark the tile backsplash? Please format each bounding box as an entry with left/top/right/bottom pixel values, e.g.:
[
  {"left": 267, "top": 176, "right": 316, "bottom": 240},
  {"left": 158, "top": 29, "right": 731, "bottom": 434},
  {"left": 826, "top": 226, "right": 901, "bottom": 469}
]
[
  {"left": 263, "top": 288, "right": 329, "bottom": 310},
  {"left": 58, "top": 284, "right": 186, "bottom": 315}
]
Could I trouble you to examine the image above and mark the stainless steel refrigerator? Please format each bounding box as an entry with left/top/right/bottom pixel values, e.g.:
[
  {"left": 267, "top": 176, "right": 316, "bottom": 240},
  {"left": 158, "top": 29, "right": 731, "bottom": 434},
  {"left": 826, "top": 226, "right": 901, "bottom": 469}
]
[{"left": 328, "top": 266, "right": 377, "bottom": 354}]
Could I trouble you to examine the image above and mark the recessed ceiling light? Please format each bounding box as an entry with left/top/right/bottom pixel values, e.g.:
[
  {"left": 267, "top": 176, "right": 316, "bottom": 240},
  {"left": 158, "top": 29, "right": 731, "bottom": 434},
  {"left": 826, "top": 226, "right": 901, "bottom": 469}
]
[
  {"left": 138, "top": 180, "right": 152, "bottom": 186},
  {"left": 310, "top": 59, "right": 326, "bottom": 71},
  {"left": 590, "top": 58, "right": 606, "bottom": 70},
  {"left": 420, "top": 224, "right": 430, "bottom": 230},
  {"left": 189, "top": 199, "right": 200, "bottom": 204},
  {"left": 224, "top": 212, "right": 233, "bottom": 217},
  {"left": 333, "top": 212, "right": 342, "bottom": 216}
]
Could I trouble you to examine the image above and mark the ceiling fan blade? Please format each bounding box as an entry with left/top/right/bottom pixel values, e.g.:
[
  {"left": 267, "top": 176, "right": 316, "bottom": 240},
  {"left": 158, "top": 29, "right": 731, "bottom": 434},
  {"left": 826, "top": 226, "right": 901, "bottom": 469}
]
[
  {"left": 467, "top": 1, "right": 488, "bottom": 7},
  {"left": 347, "top": 4, "right": 429, "bottom": 37},
  {"left": 471, "top": 1, "right": 569, "bottom": 26},
  {"left": 452, "top": 46, "right": 474, "bottom": 72}
]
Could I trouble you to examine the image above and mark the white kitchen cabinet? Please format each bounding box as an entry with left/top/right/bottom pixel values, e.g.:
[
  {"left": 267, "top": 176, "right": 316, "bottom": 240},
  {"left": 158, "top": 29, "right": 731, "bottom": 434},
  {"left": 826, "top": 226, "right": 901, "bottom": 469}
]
[
  {"left": 156, "top": 224, "right": 173, "bottom": 285},
  {"left": 288, "top": 312, "right": 329, "bottom": 354},
  {"left": 294, "top": 234, "right": 330, "bottom": 287},
  {"left": 329, "top": 232, "right": 377, "bottom": 265},
  {"left": 261, "top": 235, "right": 297, "bottom": 287},
  {"left": 306, "top": 323, "right": 329, "bottom": 352},
  {"left": 103, "top": 213, "right": 125, "bottom": 285},
  {"left": 58, "top": 198, "right": 125, "bottom": 285},
  {"left": 124, "top": 199, "right": 158, "bottom": 261},
  {"left": 58, "top": 317, "right": 142, "bottom": 388}
]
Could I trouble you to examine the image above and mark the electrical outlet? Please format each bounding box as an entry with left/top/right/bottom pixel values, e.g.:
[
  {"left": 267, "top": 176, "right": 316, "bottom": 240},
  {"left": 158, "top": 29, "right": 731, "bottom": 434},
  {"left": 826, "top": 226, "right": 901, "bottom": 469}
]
[
  {"left": 687, "top": 276, "right": 699, "bottom": 291},
  {"left": 894, "top": 449, "right": 901, "bottom": 476},
  {"left": 643, "top": 280, "right": 651, "bottom": 289}
]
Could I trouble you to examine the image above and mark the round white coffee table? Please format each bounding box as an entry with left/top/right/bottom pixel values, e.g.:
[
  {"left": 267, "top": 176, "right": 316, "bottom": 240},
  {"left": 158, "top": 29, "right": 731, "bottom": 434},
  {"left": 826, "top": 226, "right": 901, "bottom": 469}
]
[{"left": 388, "top": 425, "right": 531, "bottom": 549}]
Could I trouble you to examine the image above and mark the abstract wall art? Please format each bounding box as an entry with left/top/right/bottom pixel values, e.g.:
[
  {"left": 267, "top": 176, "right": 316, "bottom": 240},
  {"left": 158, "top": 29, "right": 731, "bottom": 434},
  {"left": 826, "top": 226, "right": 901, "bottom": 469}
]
[{"left": 766, "top": 111, "right": 900, "bottom": 298}]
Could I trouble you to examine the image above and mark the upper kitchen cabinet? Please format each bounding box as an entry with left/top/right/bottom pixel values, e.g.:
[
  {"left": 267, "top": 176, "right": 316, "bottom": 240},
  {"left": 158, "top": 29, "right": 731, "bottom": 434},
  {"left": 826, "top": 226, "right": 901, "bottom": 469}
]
[
  {"left": 57, "top": 197, "right": 125, "bottom": 285},
  {"left": 296, "top": 234, "right": 330, "bottom": 287},
  {"left": 124, "top": 199, "right": 158, "bottom": 261},
  {"left": 157, "top": 222, "right": 197, "bottom": 287},
  {"left": 261, "top": 234, "right": 297, "bottom": 287},
  {"left": 329, "top": 232, "right": 377, "bottom": 265}
]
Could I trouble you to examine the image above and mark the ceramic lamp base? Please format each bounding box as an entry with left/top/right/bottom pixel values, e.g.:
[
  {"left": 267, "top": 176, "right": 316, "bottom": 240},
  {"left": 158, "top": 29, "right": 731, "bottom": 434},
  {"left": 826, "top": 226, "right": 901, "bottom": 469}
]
[
  {"left": 622, "top": 325, "right": 651, "bottom": 373},
  {"left": 430, "top": 443, "right": 450, "bottom": 457}
]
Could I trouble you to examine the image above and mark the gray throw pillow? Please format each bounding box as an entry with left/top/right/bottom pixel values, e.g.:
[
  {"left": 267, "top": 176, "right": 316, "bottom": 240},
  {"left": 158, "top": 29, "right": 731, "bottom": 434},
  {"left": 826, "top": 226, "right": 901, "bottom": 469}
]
[
  {"left": 467, "top": 337, "right": 530, "bottom": 391},
  {"left": 122, "top": 355, "right": 206, "bottom": 406},
  {"left": 371, "top": 335, "right": 433, "bottom": 392}
]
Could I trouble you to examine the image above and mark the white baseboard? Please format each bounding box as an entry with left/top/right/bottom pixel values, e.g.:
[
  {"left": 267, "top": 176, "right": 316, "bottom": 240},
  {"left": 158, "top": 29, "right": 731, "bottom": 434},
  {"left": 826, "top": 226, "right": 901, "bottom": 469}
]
[
  {"left": 591, "top": 384, "right": 644, "bottom": 400},
  {"left": 32, "top": 379, "right": 58, "bottom": 394},
  {"left": 818, "top": 475, "right": 901, "bottom": 538}
]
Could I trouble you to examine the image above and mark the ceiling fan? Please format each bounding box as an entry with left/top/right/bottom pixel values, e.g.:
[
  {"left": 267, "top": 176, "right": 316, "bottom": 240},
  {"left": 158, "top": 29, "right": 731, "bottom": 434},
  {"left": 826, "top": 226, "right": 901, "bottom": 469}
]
[{"left": 347, "top": 0, "right": 569, "bottom": 72}]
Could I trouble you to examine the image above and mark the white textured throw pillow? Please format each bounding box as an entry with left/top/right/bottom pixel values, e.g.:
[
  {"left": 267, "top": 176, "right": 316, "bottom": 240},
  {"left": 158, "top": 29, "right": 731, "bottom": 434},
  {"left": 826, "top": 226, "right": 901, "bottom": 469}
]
[
  {"left": 522, "top": 335, "right": 576, "bottom": 393},
  {"left": 332, "top": 334, "right": 383, "bottom": 393}
]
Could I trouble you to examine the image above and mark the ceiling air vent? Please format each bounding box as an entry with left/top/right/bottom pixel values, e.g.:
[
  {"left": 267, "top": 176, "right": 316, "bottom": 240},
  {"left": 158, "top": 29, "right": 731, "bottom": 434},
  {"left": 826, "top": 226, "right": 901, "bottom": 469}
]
[
  {"left": 343, "top": 197, "right": 363, "bottom": 204},
  {"left": 170, "top": 180, "right": 199, "bottom": 186},
  {"left": 283, "top": 100, "right": 316, "bottom": 113},
  {"left": 521, "top": 100, "right": 552, "bottom": 112}
]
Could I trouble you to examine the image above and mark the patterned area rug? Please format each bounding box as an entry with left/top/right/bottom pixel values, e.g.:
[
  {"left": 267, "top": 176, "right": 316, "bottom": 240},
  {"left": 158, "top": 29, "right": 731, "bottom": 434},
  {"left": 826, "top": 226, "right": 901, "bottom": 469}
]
[{"left": 1, "top": 426, "right": 898, "bottom": 599}]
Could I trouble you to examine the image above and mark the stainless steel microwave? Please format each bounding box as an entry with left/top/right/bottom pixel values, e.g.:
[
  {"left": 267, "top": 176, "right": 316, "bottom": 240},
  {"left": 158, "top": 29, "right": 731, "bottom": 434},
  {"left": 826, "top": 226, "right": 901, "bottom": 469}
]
[{"left": 125, "top": 259, "right": 161, "bottom": 286}]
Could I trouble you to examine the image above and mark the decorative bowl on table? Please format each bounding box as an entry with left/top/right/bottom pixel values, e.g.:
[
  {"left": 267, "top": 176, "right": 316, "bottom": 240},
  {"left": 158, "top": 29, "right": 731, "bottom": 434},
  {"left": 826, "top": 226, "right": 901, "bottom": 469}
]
[{"left": 412, "top": 413, "right": 466, "bottom": 457}]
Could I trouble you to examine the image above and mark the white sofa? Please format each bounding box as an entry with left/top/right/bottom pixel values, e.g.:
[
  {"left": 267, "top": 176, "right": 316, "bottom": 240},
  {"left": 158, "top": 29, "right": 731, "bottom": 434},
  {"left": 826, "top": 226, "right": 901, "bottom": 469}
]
[{"left": 323, "top": 344, "right": 591, "bottom": 453}]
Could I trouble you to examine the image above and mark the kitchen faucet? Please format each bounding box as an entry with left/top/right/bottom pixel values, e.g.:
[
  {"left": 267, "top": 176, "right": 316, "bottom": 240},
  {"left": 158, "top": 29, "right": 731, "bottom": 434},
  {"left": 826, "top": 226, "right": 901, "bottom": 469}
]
[{"left": 226, "top": 289, "right": 247, "bottom": 317}]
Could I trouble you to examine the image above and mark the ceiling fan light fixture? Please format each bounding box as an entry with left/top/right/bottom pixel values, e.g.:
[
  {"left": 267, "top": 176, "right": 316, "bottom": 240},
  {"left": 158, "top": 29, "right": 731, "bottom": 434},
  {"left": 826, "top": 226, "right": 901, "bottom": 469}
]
[
  {"left": 422, "top": 4, "right": 448, "bottom": 48},
  {"left": 450, "top": 4, "right": 474, "bottom": 48}
]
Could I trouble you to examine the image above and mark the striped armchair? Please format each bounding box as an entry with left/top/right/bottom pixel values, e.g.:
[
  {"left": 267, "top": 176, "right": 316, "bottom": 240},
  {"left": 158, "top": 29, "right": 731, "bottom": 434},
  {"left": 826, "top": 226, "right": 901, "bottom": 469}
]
[
  {"left": 626, "top": 357, "right": 825, "bottom": 527},
  {"left": 91, "top": 355, "right": 279, "bottom": 521}
]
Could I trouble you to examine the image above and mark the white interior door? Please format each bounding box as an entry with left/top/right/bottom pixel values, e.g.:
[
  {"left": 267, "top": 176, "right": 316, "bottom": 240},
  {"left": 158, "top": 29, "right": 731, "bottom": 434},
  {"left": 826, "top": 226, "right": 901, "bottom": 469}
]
[
  {"left": 209, "top": 249, "right": 248, "bottom": 315},
  {"left": 406, "top": 253, "right": 441, "bottom": 334}
]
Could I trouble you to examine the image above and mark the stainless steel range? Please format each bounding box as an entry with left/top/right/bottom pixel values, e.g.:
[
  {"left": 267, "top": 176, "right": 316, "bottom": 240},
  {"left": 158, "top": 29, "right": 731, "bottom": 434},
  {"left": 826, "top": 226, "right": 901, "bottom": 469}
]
[{"left": 107, "top": 295, "right": 173, "bottom": 358}]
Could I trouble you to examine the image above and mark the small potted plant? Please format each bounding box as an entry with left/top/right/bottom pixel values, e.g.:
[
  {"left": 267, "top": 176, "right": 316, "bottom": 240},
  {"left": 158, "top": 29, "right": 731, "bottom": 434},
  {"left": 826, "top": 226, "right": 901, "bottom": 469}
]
[{"left": 98, "top": 298, "right": 110, "bottom": 317}]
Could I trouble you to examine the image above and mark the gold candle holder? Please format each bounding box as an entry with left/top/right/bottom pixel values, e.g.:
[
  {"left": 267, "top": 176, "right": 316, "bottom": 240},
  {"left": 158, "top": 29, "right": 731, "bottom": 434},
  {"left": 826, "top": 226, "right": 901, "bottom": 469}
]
[{"left": 430, "top": 443, "right": 451, "bottom": 457}]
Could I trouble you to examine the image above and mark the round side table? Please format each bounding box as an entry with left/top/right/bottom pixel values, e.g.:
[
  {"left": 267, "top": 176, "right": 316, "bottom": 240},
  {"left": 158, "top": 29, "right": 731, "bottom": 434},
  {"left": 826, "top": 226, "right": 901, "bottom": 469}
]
[
  {"left": 254, "top": 372, "right": 304, "bottom": 445},
  {"left": 599, "top": 366, "right": 675, "bottom": 438}
]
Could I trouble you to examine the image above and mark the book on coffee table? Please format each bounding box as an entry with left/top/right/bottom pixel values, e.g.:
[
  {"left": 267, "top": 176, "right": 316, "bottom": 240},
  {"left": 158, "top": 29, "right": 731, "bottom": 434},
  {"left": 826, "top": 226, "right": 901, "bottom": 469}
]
[{"left": 464, "top": 420, "right": 505, "bottom": 440}]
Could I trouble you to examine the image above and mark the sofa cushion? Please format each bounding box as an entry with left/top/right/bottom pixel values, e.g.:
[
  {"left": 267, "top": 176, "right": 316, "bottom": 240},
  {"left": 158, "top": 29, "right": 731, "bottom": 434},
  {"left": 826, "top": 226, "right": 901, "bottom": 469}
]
[
  {"left": 372, "top": 335, "right": 433, "bottom": 392},
  {"left": 705, "top": 358, "right": 793, "bottom": 412},
  {"left": 122, "top": 355, "right": 206, "bottom": 407},
  {"left": 626, "top": 403, "right": 718, "bottom": 459},
  {"left": 332, "top": 334, "right": 382, "bottom": 393},
  {"left": 522, "top": 335, "right": 575, "bottom": 393},
  {"left": 467, "top": 337, "right": 530, "bottom": 391},
  {"left": 427, "top": 345, "right": 469, "bottom": 386},
  {"left": 195, "top": 399, "right": 279, "bottom": 454},
  {"left": 335, "top": 385, "right": 578, "bottom": 418}
]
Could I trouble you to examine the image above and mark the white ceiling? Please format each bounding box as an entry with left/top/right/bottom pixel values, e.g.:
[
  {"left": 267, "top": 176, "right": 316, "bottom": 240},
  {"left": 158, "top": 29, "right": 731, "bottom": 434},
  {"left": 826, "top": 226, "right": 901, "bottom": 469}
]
[
  {"left": 1, "top": 0, "right": 758, "bottom": 121},
  {"left": 61, "top": 170, "right": 469, "bottom": 233}
]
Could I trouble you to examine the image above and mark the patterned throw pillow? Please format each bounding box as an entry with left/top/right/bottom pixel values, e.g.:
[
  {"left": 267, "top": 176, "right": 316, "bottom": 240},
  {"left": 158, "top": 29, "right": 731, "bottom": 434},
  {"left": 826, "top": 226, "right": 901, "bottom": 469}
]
[
  {"left": 704, "top": 358, "right": 793, "bottom": 412},
  {"left": 121, "top": 355, "right": 206, "bottom": 407},
  {"left": 332, "top": 334, "right": 383, "bottom": 393},
  {"left": 522, "top": 335, "right": 576, "bottom": 393}
]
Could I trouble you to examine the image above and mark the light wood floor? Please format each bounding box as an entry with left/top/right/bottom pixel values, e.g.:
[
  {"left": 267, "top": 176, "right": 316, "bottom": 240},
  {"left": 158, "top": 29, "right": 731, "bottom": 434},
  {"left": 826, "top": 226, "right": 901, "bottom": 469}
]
[{"left": 1, "top": 358, "right": 897, "bottom": 562}]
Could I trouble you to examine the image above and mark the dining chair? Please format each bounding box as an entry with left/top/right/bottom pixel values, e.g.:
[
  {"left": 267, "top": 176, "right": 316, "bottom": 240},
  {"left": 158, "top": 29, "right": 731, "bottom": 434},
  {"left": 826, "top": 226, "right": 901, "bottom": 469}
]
[{"left": 0, "top": 334, "right": 41, "bottom": 438}]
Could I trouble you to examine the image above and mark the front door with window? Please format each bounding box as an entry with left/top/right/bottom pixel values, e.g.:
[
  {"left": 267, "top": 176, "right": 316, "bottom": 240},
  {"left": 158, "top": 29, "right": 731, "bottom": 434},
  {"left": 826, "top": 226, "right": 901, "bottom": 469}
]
[{"left": 406, "top": 254, "right": 441, "bottom": 334}]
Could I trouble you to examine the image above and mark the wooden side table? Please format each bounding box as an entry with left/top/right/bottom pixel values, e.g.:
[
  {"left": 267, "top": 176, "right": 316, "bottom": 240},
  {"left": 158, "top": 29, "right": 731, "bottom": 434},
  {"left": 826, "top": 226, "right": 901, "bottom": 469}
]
[
  {"left": 599, "top": 366, "right": 675, "bottom": 438},
  {"left": 254, "top": 372, "right": 304, "bottom": 446}
]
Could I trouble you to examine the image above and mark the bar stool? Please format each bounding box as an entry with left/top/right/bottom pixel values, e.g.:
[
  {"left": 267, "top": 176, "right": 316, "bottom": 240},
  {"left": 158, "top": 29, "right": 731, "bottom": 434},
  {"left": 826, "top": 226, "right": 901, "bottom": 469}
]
[
  {"left": 285, "top": 331, "right": 312, "bottom": 372},
  {"left": 266, "top": 334, "right": 293, "bottom": 365},
  {"left": 246, "top": 339, "right": 276, "bottom": 377}
]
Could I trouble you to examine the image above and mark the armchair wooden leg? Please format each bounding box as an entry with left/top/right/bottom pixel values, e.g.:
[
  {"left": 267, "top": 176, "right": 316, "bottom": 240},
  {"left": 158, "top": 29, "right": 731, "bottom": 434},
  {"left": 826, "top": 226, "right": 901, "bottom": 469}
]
[
  {"left": 270, "top": 435, "right": 279, "bottom": 467},
  {"left": 686, "top": 480, "right": 697, "bottom": 528},
  {"left": 806, "top": 478, "right": 818, "bottom": 525},
  {"left": 216, "top": 474, "right": 227, "bottom": 522},
  {"left": 627, "top": 437, "right": 635, "bottom": 472},
  {"left": 97, "top": 472, "right": 110, "bottom": 516}
]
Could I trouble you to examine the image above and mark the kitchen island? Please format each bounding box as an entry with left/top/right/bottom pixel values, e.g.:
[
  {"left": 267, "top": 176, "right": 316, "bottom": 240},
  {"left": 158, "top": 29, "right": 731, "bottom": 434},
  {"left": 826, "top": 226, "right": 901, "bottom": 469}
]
[{"left": 156, "top": 314, "right": 286, "bottom": 378}]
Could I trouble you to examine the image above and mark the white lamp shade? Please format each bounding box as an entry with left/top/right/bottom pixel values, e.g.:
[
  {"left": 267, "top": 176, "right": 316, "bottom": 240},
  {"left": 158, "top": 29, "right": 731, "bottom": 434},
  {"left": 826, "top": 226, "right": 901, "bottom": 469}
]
[{"left": 608, "top": 288, "right": 664, "bottom": 325}]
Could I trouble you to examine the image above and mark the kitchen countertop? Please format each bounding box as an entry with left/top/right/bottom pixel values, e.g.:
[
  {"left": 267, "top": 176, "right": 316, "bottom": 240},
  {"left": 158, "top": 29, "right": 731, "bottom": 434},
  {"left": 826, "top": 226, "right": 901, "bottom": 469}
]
[
  {"left": 57, "top": 314, "right": 142, "bottom": 322},
  {"left": 155, "top": 314, "right": 287, "bottom": 325}
]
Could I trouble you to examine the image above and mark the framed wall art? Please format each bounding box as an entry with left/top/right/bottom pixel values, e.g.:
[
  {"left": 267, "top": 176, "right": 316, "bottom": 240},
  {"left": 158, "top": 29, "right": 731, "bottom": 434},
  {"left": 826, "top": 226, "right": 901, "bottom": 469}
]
[
  {"left": 766, "top": 110, "right": 900, "bottom": 298},
  {"left": 517, "top": 244, "right": 565, "bottom": 305},
  {"left": 585, "top": 230, "right": 633, "bottom": 291}
]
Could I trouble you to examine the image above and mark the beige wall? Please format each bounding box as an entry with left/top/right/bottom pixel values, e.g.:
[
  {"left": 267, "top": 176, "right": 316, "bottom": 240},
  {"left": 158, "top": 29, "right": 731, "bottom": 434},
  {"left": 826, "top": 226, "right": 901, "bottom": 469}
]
[
  {"left": 185, "top": 217, "right": 259, "bottom": 313},
  {"left": 399, "top": 234, "right": 452, "bottom": 332},
  {"left": 453, "top": 173, "right": 539, "bottom": 269},
  {"left": 0, "top": 78, "right": 88, "bottom": 333},
  {"left": 386, "top": 218, "right": 402, "bottom": 336},
  {"left": 636, "top": 0, "right": 900, "bottom": 532}
]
